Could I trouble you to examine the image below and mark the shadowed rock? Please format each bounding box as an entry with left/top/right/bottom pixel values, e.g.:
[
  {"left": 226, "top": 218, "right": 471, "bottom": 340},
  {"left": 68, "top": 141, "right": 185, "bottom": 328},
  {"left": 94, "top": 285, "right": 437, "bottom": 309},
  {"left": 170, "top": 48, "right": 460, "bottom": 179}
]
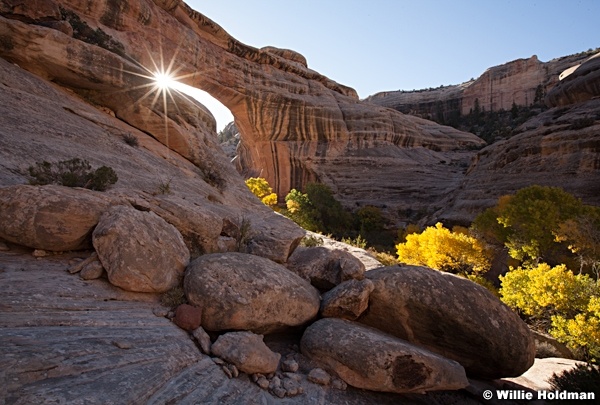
[
  {"left": 0, "top": 185, "right": 115, "bottom": 251},
  {"left": 211, "top": 331, "right": 280, "bottom": 375},
  {"left": 93, "top": 205, "right": 190, "bottom": 293},
  {"left": 301, "top": 318, "right": 469, "bottom": 394},
  {"left": 184, "top": 252, "right": 320, "bottom": 334},
  {"left": 358, "top": 265, "right": 536, "bottom": 379}
]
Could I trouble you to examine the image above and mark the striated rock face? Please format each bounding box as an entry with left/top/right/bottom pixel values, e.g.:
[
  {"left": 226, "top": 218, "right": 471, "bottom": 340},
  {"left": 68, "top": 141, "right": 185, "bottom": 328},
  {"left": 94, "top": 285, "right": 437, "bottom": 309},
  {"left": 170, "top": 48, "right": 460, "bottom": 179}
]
[
  {"left": 358, "top": 266, "right": 536, "bottom": 379},
  {"left": 546, "top": 52, "right": 600, "bottom": 107},
  {"left": 367, "top": 52, "right": 597, "bottom": 119},
  {"left": 0, "top": 0, "right": 484, "bottom": 226},
  {"left": 437, "top": 98, "right": 600, "bottom": 223}
]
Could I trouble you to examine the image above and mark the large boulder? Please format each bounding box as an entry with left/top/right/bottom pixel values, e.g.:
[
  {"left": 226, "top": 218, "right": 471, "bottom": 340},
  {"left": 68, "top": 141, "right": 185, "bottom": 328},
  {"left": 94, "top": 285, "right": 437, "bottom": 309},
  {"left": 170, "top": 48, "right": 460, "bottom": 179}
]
[
  {"left": 92, "top": 205, "right": 190, "bottom": 293},
  {"left": 0, "top": 185, "right": 114, "bottom": 251},
  {"left": 286, "top": 247, "right": 365, "bottom": 291},
  {"left": 184, "top": 252, "right": 320, "bottom": 334},
  {"left": 301, "top": 318, "right": 469, "bottom": 394},
  {"left": 358, "top": 265, "right": 536, "bottom": 378},
  {"left": 211, "top": 331, "right": 280, "bottom": 375}
]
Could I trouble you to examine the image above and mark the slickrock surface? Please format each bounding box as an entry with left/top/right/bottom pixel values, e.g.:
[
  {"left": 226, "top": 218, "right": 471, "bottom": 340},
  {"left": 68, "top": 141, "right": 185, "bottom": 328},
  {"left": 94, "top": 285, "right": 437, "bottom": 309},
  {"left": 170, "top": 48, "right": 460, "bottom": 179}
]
[{"left": 1, "top": 249, "right": 502, "bottom": 405}]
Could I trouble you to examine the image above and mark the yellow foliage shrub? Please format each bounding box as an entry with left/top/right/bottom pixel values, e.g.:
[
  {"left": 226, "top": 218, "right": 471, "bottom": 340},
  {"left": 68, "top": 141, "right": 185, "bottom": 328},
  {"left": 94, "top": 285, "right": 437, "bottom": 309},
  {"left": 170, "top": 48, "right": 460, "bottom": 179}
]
[
  {"left": 396, "top": 222, "right": 491, "bottom": 275},
  {"left": 245, "top": 177, "right": 278, "bottom": 207}
]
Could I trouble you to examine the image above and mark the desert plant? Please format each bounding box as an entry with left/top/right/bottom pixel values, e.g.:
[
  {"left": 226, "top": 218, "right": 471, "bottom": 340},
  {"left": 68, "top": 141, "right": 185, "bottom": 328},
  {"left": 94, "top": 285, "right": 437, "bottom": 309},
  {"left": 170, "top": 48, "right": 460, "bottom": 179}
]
[
  {"left": 28, "top": 158, "right": 118, "bottom": 191},
  {"left": 341, "top": 235, "right": 367, "bottom": 249},
  {"left": 245, "top": 177, "right": 277, "bottom": 206},
  {"left": 155, "top": 179, "right": 172, "bottom": 195},
  {"left": 374, "top": 251, "right": 398, "bottom": 267},
  {"left": 236, "top": 216, "right": 253, "bottom": 253},
  {"left": 300, "top": 235, "right": 324, "bottom": 247},
  {"left": 397, "top": 222, "right": 492, "bottom": 275},
  {"left": 548, "top": 363, "right": 600, "bottom": 400},
  {"left": 122, "top": 133, "right": 139, "bottom": 147},
  {"left": 160, "top": 285, "right": 187, "bottom": 308}
]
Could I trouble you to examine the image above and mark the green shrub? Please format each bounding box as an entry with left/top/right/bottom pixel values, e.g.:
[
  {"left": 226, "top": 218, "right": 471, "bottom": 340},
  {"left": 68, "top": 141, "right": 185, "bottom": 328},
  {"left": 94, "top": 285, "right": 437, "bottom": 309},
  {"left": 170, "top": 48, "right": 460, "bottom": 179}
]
[
  {"left": 300, "top": 235, "right": 324, "bottom": 247},
  {"left": 28, "top": 158, "right": 118, "bottom": 191},
  {"left": 122, "top": 133, "right": 139, "bottom": 147},
  {"left": 160, "top": 285, "right": 186, "bottom": 308},
  {"left": 549, "top": 363, "right": 600, "bottom": 401}
]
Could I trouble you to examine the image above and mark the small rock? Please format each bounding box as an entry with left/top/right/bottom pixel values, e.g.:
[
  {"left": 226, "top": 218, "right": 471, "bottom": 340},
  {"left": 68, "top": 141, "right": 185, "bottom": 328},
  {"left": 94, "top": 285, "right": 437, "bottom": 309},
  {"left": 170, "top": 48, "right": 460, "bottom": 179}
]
[
  {"left": 68, "top": 252, "right": 98, "bottom": 274},
  {"left": 173, "top": 304, "right": 203, "bottom": 331},
  {"left": 283, "top": 372, "right": 302, "bottom": 382},
  {"left": 191, "top": 326, "right": 212, "bottom": 355},
  {"left": 212, "top": 357, "right": 226, "bottom": 366},
  {"left": 222, "top": 365, "right": 233, "bottom": 378},
  {"left": 269, "top": 376, "right": 281, "bottom": 389},
  {"left": 112, "top": 340, "right": 132, "bottom": 350},
  {"left": 281, "top": 358, "right": 299, "bottom": 373},
  {"left": 152, "top": 307, "right": 169, "bottom": 317},
  {"left": 80, "top": 261, "right": 104, "bottom": 280},
  {"left": 283, "top": 378, "right": 301, "bottom": 396},
  {"left": 32, "top": 249, "right": 48, "bottom": 257},
  {"left": 210, "top": 331, "right": 280, "bottom": 375},
  {"left": 227, "top": 364, "right": 239, "bottom": 378},
  {"left": 307, "top": 368, "right": 331, "bottom": 386},
  {"left": 256, "top": 376, "right": 269, "bottom": 390},
  {"left": 0, "top": 241, "right": 10, "bottom": 251},
  {"left": 167, "top": 311, "right": 175, "bottom": 319},
  {"left": 251, "top": 374, "right": 261, "bottom": 383},
  {"left": 271, "top": 387, "right": 286, "bottom": 398},
  {"left": 331, "top": 378, "right": 347, "bottom": 391}
]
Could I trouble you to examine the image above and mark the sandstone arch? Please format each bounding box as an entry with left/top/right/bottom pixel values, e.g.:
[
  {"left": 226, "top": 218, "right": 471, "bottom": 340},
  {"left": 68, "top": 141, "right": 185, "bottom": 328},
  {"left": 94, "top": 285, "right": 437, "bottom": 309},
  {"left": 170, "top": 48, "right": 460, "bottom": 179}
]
[{"left": 0, "top": 0, "right": 482, "bottom": 222}]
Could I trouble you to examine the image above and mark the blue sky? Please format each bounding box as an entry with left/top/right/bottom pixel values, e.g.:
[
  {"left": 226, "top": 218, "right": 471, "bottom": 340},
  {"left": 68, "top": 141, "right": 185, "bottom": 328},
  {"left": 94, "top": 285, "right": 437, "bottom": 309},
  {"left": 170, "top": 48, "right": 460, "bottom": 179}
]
[{"left": 187, "top": 0, "right": 599, "bottom": 98}]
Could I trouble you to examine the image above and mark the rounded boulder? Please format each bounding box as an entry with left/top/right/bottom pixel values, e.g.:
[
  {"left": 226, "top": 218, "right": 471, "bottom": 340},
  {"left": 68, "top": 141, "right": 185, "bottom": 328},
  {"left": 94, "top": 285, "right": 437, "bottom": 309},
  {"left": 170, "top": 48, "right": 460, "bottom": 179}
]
[
  {"left": 358, "top": 265, "right": 536, "bottom": 378},
  {"left": 184, "top": 252, "right": 320, "bottom": 334},
  {"left": 92, "top": 205, "right": 190, "bottom": 293}
]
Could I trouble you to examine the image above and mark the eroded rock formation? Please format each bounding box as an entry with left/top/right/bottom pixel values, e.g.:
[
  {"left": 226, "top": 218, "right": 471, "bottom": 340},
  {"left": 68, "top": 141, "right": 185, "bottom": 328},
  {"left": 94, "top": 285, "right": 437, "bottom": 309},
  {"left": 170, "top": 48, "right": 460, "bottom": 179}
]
[{"left": 0, "top": 0, "right": 484, "bottom": 226}]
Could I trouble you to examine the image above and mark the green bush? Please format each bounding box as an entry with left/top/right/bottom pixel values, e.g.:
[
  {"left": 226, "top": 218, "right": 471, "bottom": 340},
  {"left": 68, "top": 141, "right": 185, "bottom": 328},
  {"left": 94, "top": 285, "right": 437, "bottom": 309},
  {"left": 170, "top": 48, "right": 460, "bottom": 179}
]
[
  {"left": 549, "top": 363, "right": 600, "bottom": 402},
  {"left": 28, "top": 158, "right": 118, "bottom": 191},
  {"left": 300, "top": 235, "right": 324, "bottom": 247}
]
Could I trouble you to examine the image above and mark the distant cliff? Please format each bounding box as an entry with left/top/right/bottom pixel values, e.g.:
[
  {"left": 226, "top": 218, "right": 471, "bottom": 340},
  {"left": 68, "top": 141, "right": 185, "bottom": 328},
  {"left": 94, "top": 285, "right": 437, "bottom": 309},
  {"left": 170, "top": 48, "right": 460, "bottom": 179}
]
[{"left": 366, "top": 51, "right": 599, "bottom": 122}]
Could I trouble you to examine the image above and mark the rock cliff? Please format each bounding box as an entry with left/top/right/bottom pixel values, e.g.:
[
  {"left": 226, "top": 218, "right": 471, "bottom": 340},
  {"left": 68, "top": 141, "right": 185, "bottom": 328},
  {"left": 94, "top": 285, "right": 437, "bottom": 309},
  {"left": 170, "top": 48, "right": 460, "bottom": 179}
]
[{"left": 366, "top": 52, "right": 597, "bottom": 119}]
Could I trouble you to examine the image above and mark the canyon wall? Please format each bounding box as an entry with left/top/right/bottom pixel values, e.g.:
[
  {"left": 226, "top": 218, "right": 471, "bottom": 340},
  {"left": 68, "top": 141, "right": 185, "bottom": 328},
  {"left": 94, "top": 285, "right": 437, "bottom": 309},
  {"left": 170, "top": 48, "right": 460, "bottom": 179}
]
[{"left": 367, "top": 52, "right": 596, "bottom": 120}]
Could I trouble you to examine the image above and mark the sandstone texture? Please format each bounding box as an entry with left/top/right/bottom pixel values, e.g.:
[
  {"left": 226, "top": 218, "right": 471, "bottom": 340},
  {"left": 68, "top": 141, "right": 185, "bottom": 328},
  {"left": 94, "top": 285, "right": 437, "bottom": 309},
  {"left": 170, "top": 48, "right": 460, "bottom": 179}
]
[
  {"left": 320, "top": 278, "right": 375, "bottom": 320},
  {"left": 366, "top": 52, "right": 596, "bottom": 120},
  {"left": 301, "top": 318, "right": 469, "bottom": 394},
  {"left": 93, "top": 205, "right": 190, "bottom": 293},
  {"left": 0, "top": 0, "right": 484, "bottom": 228},
  {"left": 0, "top": 185, "right": 114, "bottom": 251},
  {"left": 184, "top": 252, "right": 320, "bottom": 333},
  {"left": 211, "top": 331, "right": 281, "bottom": 375},
  {"left": 286, "top": 247, "right": 365, "bottom": 291},
  {"left": 437, "top": 98, "right": 600, "bottom": 223},
  {"left": 358, "top": 266, "right": 536, "bottom": 379},
  {"left": 546, "top": 52, "right": 600, "bottom": 107}
]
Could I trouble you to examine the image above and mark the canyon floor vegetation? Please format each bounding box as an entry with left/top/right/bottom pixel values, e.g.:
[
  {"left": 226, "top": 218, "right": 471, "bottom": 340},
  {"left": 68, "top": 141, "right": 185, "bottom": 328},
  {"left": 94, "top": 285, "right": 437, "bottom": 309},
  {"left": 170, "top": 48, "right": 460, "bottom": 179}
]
[{"left": 246, "top": 178, "right": 600, "bottom": 363}]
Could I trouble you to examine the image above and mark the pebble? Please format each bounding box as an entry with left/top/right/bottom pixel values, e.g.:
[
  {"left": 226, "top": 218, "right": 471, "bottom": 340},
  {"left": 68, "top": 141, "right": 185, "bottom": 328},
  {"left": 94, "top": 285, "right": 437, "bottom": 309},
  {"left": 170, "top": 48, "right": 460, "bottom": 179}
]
[
  {"left": 32, "top": 249, "right": 48, "bottom": 257},
  {"left": 281, "top": 358, "right": 299, "bottom": 373},
  {"left": 307, "top": 368, "right": 331, "bottom": 386}
]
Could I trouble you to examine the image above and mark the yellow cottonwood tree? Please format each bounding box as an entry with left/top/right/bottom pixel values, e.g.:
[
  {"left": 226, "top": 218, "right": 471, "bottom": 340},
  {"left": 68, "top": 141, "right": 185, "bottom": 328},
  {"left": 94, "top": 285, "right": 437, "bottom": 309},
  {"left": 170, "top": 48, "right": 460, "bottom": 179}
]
[
  {"left": 396, "top": 222, "right": 491, "bottom": 275},
  {"left": 245, "top": 177, "right": 277, "bottom": 207}
]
